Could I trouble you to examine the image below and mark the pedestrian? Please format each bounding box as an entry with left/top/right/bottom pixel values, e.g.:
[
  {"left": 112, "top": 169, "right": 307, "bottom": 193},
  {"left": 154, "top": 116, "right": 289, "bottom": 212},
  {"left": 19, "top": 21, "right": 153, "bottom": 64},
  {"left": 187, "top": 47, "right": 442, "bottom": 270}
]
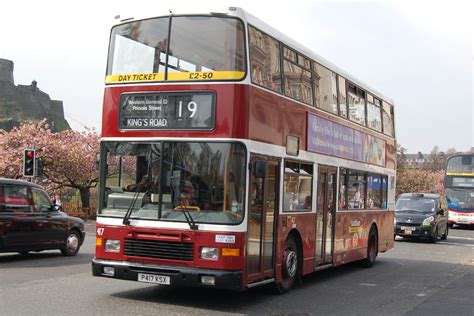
[{"left": 52, "top": 193, "right": 62, "bottom": 207}]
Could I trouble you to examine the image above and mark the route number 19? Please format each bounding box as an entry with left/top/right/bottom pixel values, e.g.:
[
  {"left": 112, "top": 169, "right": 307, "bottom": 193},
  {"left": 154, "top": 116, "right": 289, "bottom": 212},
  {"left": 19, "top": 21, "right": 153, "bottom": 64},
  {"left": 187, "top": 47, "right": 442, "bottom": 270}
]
[{"left": 177, "top": 101, "right": 197, "bottom": 118}]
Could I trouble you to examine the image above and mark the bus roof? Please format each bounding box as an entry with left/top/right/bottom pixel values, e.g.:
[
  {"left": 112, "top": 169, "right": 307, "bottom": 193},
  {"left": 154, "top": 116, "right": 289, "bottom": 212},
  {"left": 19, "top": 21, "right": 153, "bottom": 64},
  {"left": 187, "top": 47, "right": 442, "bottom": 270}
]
[{"left": 112, "top": 7, "right": 394, "bottom": 105}]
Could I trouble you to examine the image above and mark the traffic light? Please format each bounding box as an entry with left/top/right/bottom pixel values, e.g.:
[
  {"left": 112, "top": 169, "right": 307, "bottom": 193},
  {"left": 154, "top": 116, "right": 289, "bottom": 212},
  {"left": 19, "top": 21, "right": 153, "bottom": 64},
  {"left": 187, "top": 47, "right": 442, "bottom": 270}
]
[
  {"left": 23, "top": 149, "right": 35, "bottom": 177},
  {"left": 36, "top": 158, "right": 44, "bottom": 177}
]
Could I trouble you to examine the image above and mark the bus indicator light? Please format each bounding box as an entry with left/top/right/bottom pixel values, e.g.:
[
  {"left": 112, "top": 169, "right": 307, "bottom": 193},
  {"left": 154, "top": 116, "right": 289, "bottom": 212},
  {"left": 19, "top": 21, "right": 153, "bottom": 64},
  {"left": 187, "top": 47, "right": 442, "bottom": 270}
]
[{"left": 222, "top": 248, "right": 240, "bottom": 257}]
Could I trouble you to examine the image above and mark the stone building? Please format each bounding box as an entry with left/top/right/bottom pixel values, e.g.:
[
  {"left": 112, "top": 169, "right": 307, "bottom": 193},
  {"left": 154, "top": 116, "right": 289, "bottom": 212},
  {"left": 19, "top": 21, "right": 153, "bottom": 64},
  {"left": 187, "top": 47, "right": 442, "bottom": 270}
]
[{"left": 0, "top": 58, "right": 70, "bottom": 131}]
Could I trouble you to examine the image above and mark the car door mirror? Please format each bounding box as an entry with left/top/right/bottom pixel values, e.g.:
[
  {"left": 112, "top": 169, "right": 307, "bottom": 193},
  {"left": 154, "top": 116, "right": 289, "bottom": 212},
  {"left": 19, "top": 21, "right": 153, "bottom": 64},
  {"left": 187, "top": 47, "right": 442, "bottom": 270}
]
[
  {"left": 51, "top": 205, "right": 62, "bottom": 212},
  {"left": 39, "top": 205, "right": 51, "bottom": 212}
]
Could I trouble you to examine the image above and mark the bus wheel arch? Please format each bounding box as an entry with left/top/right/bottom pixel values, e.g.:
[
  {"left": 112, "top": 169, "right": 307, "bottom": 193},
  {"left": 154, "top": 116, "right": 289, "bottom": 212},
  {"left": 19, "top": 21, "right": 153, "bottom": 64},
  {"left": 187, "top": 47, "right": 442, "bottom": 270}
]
[
  {"left": 361, "top": 224, "right": 378, "bottom": 268},
  {"left": 274, "top": 229, "right": 303, "bottom": 294}
]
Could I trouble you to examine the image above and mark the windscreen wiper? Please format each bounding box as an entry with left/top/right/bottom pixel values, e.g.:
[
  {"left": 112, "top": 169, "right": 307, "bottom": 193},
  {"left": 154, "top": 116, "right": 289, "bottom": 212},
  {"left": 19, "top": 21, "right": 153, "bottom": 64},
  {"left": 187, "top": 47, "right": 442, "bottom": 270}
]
[
  {"left": 123, "top": 180, "right": 147, "bottom": 225},
  {"left": 179, "top": 198, "right": 198, "bottom": 230}
]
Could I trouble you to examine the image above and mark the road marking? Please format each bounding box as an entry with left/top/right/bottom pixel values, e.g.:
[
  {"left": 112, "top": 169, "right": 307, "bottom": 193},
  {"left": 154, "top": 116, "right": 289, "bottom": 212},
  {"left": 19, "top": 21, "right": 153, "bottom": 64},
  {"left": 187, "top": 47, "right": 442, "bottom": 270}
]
[
  {"left": 438, "top": 242, "right": 474, "bottom": 247},
  {"left": 359, "top": 283, "right": 377, "bottom": 287},
  {"left": 447, "top": 236, "right": 474, "bottom": 241}
]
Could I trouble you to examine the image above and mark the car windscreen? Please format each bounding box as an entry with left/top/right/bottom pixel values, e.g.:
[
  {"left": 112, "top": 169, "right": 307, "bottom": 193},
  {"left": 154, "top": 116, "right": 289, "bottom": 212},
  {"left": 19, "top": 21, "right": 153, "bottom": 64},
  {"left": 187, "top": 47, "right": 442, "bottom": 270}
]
[{"left": 395, "top": 196, "right": 436, "bottom": 213}]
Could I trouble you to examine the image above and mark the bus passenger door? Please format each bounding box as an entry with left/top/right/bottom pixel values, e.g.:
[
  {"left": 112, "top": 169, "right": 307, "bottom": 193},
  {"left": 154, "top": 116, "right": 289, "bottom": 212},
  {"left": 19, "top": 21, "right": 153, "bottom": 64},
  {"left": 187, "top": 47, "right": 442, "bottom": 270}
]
[
  {"left": 315, "top": 166, "right": 337, "bottom": 266},
  {"left": 246, "top": 156, "right": 279, "bottom": 284}
]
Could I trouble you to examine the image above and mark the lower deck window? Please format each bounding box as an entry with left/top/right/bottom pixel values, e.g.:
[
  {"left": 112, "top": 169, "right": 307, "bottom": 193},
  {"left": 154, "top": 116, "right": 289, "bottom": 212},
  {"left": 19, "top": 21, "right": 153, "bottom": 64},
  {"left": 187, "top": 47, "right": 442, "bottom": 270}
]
[
  {"left": 339, "top": 168, "right": 388, "bottom": 210},
  {"left": 283, "top": 161, "right": 313, "bottom": 211}
]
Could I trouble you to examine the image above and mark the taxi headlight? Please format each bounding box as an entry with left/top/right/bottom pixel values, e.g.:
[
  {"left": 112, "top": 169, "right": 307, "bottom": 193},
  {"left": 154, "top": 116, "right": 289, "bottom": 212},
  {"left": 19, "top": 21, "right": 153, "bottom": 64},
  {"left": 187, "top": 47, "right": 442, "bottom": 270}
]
[
  {"left": 105, "top": 239, "right": 121, "bottom": 253},
  {"left": 422, "top": 216, "right": 435, "bottom": 226},
  {"left": 200, "top": 247, "right": 218, "bottom": 260}
]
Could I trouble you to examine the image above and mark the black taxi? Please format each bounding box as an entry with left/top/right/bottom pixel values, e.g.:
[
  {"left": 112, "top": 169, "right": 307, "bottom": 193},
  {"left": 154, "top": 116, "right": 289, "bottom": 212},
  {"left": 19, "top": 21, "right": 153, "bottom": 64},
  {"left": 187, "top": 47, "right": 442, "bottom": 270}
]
[
  {"left": 0, "top": 178, "right": 85, "bottom": 255},
  {"left": 394, "top": 193, "right": 449, "bottom": 243}
]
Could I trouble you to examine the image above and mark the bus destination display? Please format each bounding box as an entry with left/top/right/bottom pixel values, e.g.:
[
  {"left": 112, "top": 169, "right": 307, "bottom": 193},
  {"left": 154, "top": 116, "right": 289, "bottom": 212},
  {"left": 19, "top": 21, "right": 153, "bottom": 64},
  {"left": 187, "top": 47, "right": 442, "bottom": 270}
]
[{"left": 119, "top": 92, "right": 215, "bottom": 130}]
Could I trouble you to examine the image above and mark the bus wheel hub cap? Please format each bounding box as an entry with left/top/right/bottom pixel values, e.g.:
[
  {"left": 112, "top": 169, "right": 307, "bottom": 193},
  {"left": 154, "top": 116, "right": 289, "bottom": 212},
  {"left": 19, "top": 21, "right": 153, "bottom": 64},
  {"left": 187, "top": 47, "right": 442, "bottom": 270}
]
[{"left": 285, "top": 250, "right": 297, "bottom": 278}]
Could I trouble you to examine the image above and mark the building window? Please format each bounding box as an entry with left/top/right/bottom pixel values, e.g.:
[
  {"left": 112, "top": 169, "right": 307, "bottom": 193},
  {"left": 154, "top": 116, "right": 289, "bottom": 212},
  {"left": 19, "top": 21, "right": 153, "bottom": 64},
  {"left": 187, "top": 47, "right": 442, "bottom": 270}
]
[
  {"left": 313, "top": 63, "right": 337, "bottom": 114},
  {"left": 249, "top": 25, "right": 281, "bottom": 93},
  {"left": 283, "top": 161, "right": 313, "bottom": 211}
]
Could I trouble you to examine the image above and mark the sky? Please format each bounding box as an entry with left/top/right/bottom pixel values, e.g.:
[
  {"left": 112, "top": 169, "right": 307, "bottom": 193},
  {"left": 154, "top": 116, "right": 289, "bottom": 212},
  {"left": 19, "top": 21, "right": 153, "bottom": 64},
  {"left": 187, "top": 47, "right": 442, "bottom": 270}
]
[{"left": 0, "top": 0, "right": 472, "bottom": 153}]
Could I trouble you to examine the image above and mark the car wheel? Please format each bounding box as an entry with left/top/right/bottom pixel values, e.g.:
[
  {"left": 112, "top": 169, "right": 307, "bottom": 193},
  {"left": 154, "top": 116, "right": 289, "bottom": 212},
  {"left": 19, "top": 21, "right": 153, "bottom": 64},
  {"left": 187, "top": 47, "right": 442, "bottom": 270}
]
[
  {"left": 441, "top": 223, "right": 448, "bottom": 240},
  {"left": 430, "top": 226, "right": 438, "bottom": 244},
  {"left": 448, "top": 223, "right": 454, "bottom": 228},
  {"left": 61, "top": 231, "right": 81, "bottom": 256},
  {"left": 361, "top": 226, "right": 378, "bottom": 268},
  {"left": 274, "top": 236, "right": 299, "bottom": 294}
]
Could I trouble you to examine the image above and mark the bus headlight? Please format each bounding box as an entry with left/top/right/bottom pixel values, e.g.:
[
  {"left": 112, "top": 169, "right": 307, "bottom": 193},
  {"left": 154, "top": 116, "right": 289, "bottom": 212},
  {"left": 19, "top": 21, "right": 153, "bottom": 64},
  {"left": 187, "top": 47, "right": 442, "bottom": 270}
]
[
  {"left": 200, "top": 247, "right": 218, "bottom": 260},
  {"left": 422, "top": 216, "right": 434, "bottom": 226},
  {"left": 105, "top": 239, "right": 121, "bottom": 253}
]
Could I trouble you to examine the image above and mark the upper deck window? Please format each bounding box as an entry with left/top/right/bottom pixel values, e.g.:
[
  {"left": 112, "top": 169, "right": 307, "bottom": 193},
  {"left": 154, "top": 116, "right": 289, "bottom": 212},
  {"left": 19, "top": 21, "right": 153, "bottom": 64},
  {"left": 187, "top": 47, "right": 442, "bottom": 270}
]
[
  {"left": 106, "top": 16, "right": 246, "bottom": 83},
  {"left": 249, "top": 26, "right": 281, "bottom": 93},
  {"left": 314, "top": 63, "right": 338, "bottom": 115},
  {"left": 367, "top": 95, "right": 382, "bottom": 132},
  {"left": 283, "top": 60, "right": 313, "bottom": 105},
  {"left": 338, "top": 76, "right": 347, "bottom": 118},
  {"left": 283, "top": 46, "right": 312, "bottom": 105},
  {"left": 382, "top": 101, "right": 394, "bottom": 136},
  {"left": 347, "top": 84, "right": 366, "bottom": 126}
]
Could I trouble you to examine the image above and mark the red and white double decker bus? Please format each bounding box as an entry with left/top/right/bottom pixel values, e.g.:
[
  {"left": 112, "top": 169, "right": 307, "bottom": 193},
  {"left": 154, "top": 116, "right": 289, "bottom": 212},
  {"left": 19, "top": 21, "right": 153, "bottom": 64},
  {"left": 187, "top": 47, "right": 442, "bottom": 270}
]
[{"left": 92, "top": 7, "right": 396, "bottom": 293}]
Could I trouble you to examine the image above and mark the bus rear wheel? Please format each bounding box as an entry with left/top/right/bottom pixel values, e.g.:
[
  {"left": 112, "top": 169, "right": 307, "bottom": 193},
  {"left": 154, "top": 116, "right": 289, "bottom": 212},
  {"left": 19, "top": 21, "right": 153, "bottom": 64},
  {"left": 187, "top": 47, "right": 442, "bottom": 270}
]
[
  {"left": 274, "top": 236, "right": 299, "bottom": 294},
  {"left": 361, "top": 226, "right": 378, "bottom": 268}
]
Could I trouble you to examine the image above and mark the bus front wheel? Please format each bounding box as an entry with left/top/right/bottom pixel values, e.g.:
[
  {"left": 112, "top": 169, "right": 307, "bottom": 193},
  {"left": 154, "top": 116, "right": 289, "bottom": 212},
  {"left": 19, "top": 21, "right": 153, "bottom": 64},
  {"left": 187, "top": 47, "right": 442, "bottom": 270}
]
[{"left": 274, "top": 236, "right": 299, "bottom": 294}]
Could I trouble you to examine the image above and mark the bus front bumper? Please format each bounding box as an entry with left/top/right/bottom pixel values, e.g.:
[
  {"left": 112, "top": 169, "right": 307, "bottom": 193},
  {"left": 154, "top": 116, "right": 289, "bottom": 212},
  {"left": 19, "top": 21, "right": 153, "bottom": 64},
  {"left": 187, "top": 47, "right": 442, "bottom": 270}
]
[{"left": 92, "top": 258, "right": 243, "bottom": 291}]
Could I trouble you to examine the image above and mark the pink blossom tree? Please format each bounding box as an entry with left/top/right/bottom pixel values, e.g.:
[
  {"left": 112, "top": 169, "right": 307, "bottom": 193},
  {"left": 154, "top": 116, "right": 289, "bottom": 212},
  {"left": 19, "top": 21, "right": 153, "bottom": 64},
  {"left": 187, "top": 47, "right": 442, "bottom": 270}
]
[{"left": 0, "top": 120, "right": 100, "bottom": 210}]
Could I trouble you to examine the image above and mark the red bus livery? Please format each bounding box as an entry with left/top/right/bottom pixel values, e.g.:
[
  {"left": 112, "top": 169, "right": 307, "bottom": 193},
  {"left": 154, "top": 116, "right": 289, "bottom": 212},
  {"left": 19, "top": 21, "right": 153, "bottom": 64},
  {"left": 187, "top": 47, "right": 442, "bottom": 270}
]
[{"left": 92, "top": 7, "right": 396, "bottom": 293}]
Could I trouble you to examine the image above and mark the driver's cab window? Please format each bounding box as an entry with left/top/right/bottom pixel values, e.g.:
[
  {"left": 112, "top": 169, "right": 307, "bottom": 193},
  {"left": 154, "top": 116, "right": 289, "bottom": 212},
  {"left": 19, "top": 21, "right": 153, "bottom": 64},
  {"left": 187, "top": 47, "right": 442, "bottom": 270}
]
[{"left": 32, "top": 189, "right": 52, "bottom": 212}]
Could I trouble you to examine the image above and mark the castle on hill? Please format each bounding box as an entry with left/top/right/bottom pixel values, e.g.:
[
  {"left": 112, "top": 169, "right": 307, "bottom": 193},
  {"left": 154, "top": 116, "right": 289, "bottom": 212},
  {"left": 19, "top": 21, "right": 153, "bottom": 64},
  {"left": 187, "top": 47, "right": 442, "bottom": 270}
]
[{"left": 0, "top": 58, "right": 70, "bottom": 132}]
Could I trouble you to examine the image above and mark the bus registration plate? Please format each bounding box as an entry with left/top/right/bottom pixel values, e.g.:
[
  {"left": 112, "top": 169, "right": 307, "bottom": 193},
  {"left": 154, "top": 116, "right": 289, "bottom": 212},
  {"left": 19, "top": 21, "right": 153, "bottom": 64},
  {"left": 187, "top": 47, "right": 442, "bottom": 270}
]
[{"left": 138, "top": 273, "right": 170, "bottom": 285}]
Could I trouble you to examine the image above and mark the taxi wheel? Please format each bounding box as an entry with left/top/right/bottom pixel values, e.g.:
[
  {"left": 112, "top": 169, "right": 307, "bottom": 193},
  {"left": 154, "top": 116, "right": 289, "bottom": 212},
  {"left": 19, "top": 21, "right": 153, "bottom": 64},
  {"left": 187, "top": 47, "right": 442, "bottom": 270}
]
[{"left": 61, "top": 231, "right": 81, "bottom": 256}]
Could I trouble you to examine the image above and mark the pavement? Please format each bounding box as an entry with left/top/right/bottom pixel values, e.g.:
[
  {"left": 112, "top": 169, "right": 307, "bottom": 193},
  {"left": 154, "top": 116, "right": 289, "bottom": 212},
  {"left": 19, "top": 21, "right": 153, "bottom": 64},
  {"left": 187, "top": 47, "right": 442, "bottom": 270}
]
[{"left": 84, "top": 220, "right": 96, "bottom": 234}]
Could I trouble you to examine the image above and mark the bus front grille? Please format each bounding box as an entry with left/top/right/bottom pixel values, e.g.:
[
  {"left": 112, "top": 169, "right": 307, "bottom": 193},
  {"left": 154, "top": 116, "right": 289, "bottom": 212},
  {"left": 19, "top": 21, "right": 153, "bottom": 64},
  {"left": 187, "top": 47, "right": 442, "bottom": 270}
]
[{"left": 124, "top": 239, "right": 194, "bottom": 261}]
